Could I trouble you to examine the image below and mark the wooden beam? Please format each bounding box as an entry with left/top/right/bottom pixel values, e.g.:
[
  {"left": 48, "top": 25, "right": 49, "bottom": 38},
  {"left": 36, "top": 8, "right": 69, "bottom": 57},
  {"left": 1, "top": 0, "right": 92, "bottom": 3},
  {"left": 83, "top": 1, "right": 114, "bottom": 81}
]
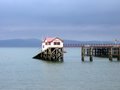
[
  {"left": 81, "top": 47, "right": 85, "bottom": 62},
  {"left": 89, "top": 47, "right": 93, "bottom": 62},
  {"left": 109, "top": 47, "right": 113, "bottom": 61}
]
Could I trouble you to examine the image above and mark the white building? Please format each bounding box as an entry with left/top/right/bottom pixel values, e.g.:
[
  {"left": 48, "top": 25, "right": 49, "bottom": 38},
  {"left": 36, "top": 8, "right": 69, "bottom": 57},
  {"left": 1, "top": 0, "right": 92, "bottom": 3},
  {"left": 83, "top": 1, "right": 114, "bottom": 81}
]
[{"left": 42, "top": 37, "right": 63, "bottom": 51}]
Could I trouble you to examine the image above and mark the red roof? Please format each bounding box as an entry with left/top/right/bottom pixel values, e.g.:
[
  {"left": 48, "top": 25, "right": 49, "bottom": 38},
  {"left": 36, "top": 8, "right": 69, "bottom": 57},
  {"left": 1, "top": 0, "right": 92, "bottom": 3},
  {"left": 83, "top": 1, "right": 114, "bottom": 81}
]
[{"left": 44, "top": 37, "right": 63, "bottom": 43}]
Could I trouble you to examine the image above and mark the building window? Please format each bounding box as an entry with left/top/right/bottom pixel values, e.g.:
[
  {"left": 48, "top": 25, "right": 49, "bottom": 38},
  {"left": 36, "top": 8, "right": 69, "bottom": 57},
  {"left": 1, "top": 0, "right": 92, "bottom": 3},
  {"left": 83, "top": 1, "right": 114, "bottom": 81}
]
[
  {"left": 48, "top": 42, "right": 51, "bottom": 45},
  {"left": 45, "top": 42, "right": 51, "bottom": 45},
  {"left": 54, "top": 42, "right": 60, "bottom": 45}
]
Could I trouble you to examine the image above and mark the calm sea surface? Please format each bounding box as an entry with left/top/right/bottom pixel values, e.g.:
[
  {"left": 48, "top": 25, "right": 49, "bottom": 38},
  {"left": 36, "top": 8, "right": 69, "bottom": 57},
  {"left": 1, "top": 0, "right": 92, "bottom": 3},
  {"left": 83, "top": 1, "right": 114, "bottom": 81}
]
[{"left": 0, "top": 47, "right": 120, "bottom": 90}]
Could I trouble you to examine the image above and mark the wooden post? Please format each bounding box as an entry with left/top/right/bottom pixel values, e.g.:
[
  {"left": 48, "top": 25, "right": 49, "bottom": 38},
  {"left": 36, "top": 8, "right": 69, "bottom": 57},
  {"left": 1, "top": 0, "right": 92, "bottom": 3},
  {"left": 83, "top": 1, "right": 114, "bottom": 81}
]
[
  {"left": 109, "top": 47, "right": 113, "bottom": 61},
  {"left": 95, "top": 48, "right": 97, "bottom": 56},
  {"left": 81, "top": 47, "right": 85, "bottom": 61},
  {"left": 117, "top": 47, "right": 120, "bottom": 61},
  {"left": 107, "top": 48, "right": 109, "bottom": 57},
  {"left": 100, "top": 49, "right": 102, "bottom": 56},
  {"left": 87, "top": 48, "right": 89, "bottom": 56},
  {"left": 89, "top": 47, "right": 93, "bottom": 62},
  {"left": 97, "top": 49, "right": 100, "bottom": 56}
]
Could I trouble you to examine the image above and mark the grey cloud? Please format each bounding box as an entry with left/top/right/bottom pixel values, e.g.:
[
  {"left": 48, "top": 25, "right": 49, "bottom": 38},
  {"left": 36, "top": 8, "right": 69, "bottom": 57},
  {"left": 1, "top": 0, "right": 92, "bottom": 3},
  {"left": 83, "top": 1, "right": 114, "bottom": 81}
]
[
  {"left": 0, "top": 0, "right": 120, "bottom": 40},
  {"left": 0, "top": 25, "right": 120, "bottom": 40}
]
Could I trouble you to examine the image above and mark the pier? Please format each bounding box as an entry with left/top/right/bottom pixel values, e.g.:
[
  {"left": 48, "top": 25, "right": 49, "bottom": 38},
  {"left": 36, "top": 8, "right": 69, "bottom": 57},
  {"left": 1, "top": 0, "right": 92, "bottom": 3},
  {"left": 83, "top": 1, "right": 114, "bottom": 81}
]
[
  {"left": 34, "top": 37, "right": 120, "bottom": 62},
  {"left": 81, "top": 45, "right": 120, "bottom": 62}
]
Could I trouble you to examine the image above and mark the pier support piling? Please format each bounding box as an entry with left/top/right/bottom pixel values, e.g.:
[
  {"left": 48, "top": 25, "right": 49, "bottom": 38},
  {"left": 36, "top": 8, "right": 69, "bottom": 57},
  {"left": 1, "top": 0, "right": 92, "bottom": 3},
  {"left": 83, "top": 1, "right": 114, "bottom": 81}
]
[
  {"left": 89, "top": 47, "right": 93, "bottom": 62},
  {"left": 117, "top": 47, "right": 120, "bottom": 61},
  {"left": 33, "top": 48, "right": 64, "bottom": 62},
  {"left": 81, "top": 47, "right": 85, "bottom": 62},
  {"left": 109, "top": 47, "right": 113, "bottom": 61}
]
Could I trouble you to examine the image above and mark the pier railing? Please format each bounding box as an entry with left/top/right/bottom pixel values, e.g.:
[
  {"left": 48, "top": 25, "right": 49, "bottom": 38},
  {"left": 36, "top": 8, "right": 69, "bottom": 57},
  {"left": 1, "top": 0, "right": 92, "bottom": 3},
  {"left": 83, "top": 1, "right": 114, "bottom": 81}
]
[{"left": 64, "top": 43, "right": 120, "bottom": 47}]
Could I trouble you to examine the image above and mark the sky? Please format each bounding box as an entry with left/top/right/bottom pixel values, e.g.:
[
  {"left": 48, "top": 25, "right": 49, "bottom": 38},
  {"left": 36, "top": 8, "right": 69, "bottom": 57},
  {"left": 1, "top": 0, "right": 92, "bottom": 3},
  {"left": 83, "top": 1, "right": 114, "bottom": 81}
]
[{"left": 0, "top": 0, "right": 120, "bottom": 41}]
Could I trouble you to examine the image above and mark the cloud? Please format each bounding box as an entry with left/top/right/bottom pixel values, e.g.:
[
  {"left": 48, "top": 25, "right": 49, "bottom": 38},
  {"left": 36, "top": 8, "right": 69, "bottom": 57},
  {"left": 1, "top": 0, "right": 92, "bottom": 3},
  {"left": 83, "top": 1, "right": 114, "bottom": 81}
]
[
  {"left": 0, "top": 25, "right": 120, "bottom": 41},
  {"left": 0, "top": 0, "right": 120, "bottom": 40}
]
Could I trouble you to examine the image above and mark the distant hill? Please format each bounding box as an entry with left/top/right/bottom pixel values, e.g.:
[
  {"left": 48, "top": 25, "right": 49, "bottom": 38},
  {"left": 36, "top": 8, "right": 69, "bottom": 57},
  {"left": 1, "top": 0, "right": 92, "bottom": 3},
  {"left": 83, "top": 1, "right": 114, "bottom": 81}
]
[
  {"left": 0, "top": 39, "right": 119, "bottom": 47},
  {"left": 0, "top": 39, "right": 40, "bottom": 47}
]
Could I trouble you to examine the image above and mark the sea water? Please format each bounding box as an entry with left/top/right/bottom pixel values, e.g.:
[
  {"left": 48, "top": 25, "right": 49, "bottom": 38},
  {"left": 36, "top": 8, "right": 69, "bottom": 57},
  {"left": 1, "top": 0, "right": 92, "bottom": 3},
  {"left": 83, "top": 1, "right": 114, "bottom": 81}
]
[{"left": 0, "top": 47, "right": 120, "bottom": 90}]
